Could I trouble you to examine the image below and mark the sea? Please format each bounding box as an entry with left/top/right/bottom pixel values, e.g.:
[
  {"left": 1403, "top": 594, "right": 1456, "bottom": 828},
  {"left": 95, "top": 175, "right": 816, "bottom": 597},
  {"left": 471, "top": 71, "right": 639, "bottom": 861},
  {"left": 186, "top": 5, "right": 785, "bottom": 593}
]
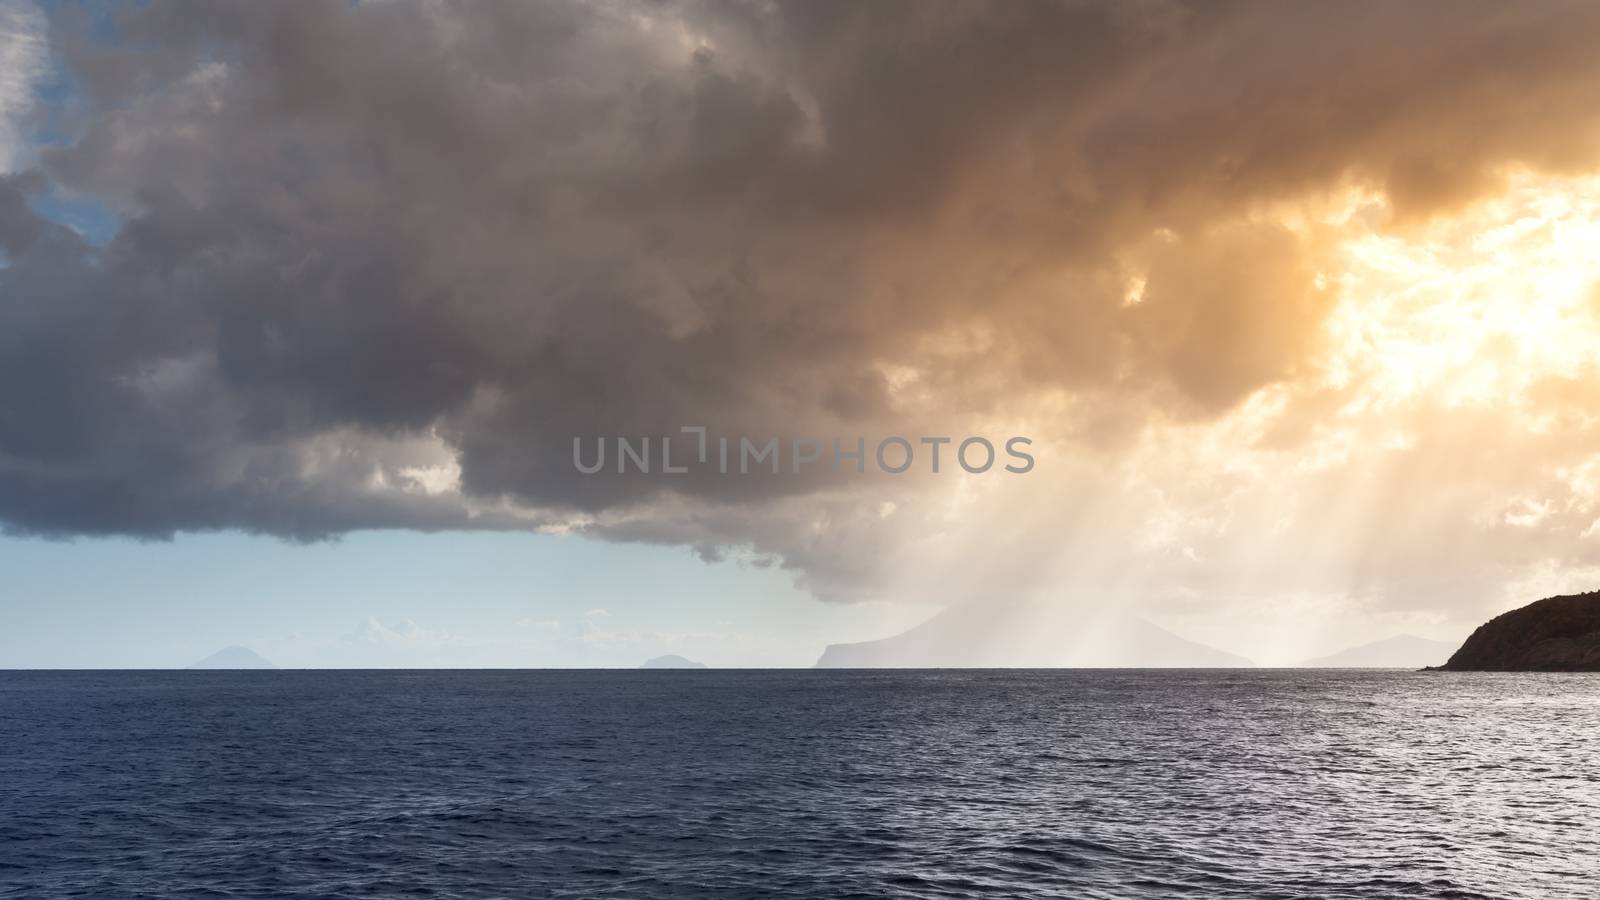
[{"left": 2, "top": 670, "right": 1596, "bottom": 899}]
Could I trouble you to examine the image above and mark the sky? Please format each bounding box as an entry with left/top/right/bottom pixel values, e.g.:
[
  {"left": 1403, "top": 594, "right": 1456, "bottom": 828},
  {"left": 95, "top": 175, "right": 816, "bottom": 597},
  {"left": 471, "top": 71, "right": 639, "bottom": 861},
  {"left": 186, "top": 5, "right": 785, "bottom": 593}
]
[{"left": 4, "top": 1, "right": 1600, "bottom": 667}]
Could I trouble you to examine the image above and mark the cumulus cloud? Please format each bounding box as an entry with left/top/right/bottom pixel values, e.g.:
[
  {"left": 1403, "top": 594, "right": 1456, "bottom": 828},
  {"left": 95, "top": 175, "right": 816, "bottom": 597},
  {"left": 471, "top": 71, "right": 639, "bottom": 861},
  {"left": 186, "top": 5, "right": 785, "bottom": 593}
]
[
  {"left": 347, "top": 617, "right": 458, "bottom": 647},
  {"left": 513, "top": 617, "right": 562, "bottom": 632},
  {"left": 5, "top": 2, "right": 1600, "bottom": 619}
]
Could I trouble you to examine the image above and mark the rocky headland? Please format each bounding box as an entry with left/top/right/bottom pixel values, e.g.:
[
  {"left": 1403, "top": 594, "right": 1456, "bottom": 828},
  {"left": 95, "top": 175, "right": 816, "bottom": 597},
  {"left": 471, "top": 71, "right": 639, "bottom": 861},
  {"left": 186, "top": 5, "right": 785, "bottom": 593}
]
[{"left": 1440, "top": 591, "right": 1600, "bottom": 671}]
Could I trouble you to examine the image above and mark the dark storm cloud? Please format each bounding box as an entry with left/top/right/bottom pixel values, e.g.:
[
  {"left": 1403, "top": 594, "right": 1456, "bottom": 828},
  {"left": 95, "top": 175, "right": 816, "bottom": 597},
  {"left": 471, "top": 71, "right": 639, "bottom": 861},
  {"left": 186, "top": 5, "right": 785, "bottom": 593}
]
[{"left": 5, "top": 0, "right": 1600, "bottom": 594}]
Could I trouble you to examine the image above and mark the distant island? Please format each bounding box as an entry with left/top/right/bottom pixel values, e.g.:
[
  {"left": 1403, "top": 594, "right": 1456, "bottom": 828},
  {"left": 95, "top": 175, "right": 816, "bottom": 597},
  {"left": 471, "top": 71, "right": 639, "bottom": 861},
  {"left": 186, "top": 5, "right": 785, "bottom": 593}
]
[
  {"left": 1300, "top": 634, "right": 1458, "bottom": 668},
  {"left": 815, "top": 602, "right": 1252, "bottom": 668},
  {"left": 1440, "top": 591, "right": 1600, "bottom": 671},
  {"left": 189, "top": 646, "right": 276, "bottom": 670},
  {"left": 639, "top": 654, "right": 707, "bottom": 669}
]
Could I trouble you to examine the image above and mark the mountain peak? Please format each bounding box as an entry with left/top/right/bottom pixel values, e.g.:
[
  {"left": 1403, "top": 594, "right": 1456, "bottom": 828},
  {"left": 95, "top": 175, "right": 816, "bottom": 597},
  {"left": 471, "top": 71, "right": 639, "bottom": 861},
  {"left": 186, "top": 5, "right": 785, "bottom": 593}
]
[
  {"left": 189, "top": 646, "right": 276, "bottom": 670},
  {"left": 1299, "top": 634, "right": 1458, "bottom": 668},
  {"left": 639, "top": 654, "right": 707, "bottom": 669},
  {"left": 815, "top": 602, "right": 1252, "bottom": 668}
]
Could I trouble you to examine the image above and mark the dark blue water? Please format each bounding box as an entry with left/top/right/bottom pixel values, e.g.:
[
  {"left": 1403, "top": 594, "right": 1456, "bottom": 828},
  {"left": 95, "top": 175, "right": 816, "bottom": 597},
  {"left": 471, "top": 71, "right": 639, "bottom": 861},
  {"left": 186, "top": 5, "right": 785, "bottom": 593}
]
[{"left": 2, "top": 670, "right": 1596, "bottom": 899}]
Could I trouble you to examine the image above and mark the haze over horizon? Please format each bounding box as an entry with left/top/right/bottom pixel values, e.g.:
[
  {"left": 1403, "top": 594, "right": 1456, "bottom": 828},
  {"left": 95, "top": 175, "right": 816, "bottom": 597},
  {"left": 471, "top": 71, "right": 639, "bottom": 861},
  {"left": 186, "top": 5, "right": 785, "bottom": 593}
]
[{"left": 6, "top": 1, "right": 1600, "bottom": 667}]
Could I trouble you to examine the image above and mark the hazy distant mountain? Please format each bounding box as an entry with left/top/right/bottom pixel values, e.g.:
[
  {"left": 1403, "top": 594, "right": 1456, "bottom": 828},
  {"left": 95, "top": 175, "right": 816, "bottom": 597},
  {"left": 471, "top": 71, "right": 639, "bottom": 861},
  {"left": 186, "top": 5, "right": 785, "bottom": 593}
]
[
  {"left": 189, "top": 646, "right": 276, "bottom": 669},
  {"left": 640, "top": 654, "right": 707, "bottom": 669},
  {"left": 815, "top": 602, "right": 1252, "bottom": 668},
  {"left": 1300, "top": 634, "right": 1458, "bottom": 668}
]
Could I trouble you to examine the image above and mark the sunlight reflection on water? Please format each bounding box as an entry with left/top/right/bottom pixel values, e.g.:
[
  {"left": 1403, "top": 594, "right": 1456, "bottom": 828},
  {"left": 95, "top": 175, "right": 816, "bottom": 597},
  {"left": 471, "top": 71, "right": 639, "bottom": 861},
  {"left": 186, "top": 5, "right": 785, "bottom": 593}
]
[{"left": 2, "top": 669, "right": 1596, "bottom": 899}]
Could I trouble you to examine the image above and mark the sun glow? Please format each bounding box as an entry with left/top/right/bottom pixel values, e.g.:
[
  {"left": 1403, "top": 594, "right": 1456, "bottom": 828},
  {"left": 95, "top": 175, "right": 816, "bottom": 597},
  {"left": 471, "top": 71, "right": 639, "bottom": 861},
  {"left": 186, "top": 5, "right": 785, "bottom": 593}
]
[{"left": 1327, "top": 174, "right": 1600, "bottom": 410}]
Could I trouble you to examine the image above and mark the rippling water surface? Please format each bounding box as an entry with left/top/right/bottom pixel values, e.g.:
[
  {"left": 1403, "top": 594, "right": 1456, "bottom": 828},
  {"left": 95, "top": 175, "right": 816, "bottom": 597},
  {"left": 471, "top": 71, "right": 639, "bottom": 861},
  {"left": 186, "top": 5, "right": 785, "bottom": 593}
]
[{"left": 2, "top": 670, "right": 1597, "bottom": 898}]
